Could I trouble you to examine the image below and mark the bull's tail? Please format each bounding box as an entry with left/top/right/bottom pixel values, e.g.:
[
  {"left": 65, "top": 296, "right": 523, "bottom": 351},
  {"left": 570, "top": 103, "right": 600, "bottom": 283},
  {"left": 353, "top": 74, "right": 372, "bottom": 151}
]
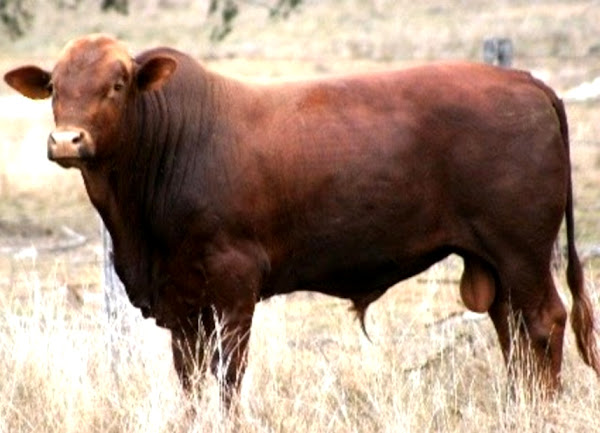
[{"left": 550, "top": 89, "right": 600, "bottom": 376}]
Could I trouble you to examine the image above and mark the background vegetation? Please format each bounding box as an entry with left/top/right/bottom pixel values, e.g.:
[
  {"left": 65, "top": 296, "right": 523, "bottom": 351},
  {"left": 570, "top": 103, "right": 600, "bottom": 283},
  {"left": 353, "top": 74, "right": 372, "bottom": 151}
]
[
  {"left": 0, "top": 0, "right": 303, "bottom": 41},
  {"left": 1, "top": 1, "right": 600, "bottom": 431}
]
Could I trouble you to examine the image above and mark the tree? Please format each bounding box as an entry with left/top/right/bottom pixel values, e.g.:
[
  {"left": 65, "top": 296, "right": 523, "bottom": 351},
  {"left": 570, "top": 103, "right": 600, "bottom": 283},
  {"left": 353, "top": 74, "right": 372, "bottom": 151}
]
[
  {"left": 0, "top": 0, "right": 32, "bottom": 39},
  {"left": 209, "top": 0, "right": 303, "bottom": 41},
  {"left": 0, "top": 0, "right": 303, "bottom": 41},
  {"left": 101, "top": 0, "right": 127, "bottom": 14}
]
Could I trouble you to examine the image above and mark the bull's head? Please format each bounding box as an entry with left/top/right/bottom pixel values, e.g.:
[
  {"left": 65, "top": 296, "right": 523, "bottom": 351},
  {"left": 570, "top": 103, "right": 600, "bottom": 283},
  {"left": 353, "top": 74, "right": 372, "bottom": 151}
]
[{"left": 4, "top": 34, "right": 177, "bottom": 169}]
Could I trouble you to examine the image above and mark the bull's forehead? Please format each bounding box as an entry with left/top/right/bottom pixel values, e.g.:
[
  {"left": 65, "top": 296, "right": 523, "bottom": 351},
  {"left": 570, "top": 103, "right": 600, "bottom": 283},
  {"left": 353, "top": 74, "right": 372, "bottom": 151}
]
[{"left": 54, "top": 34, "right": 133, "bottom": 79}]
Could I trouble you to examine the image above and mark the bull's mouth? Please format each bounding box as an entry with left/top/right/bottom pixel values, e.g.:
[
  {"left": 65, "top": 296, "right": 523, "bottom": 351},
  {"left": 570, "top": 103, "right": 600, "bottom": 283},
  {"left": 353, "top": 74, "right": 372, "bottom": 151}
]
[
  {"left": 47, "top": 129, "right": 95, "bottom": 168},
  {"left": 48, "top": 155, "right": 85, "bottom": 169},
  {"left": 47, "top": 146, "right": 95, "bottom": 168}
]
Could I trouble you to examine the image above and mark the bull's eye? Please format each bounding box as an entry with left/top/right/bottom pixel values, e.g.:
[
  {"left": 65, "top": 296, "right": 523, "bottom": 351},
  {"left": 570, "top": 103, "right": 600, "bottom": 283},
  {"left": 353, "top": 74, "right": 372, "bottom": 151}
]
[{"left": 106, "top": 80, "right": 125, "bottom": 98}]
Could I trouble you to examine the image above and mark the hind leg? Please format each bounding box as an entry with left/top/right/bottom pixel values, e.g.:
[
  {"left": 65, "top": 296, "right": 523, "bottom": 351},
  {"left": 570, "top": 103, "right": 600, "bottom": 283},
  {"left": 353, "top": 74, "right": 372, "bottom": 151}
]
[
  {"left": 520, "top": 276, "right": 567, "bottom": 391},
  {"left": 489, "top": 267, "right": 567, "bottom": 395}
]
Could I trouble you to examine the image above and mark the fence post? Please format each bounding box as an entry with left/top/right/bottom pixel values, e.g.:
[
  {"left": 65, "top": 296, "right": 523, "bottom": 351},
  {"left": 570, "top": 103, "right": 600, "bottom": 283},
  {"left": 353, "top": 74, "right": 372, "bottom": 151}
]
[
  {"left": 483, "top": 37, "right": 513, "bottom": 67},
  {"left": 101, "top": 220, "right": 141, "bottom": 377}
]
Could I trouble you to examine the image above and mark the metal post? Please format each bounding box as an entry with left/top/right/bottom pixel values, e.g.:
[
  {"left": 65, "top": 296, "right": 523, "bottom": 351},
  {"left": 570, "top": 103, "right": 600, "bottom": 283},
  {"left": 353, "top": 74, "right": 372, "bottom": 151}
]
[
  {"left": 101, "top": 220, "right": 141, "bottom": 377},
  {"left": 483, "top": 38, "right": 513, "bottom": 68}
]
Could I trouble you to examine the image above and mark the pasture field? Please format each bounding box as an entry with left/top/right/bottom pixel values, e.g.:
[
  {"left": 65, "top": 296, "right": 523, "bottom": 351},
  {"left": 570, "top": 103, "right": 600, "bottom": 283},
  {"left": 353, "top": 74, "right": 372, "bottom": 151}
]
[{"left": 1, "top": 1, "right": 600, "bottom": 431}]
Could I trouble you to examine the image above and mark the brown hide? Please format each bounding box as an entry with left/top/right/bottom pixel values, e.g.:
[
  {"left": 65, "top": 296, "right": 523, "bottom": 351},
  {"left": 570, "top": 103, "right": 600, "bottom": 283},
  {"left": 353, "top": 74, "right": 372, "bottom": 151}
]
[{"left": 5, "top": 34, "right": 599, "bottom": 402}]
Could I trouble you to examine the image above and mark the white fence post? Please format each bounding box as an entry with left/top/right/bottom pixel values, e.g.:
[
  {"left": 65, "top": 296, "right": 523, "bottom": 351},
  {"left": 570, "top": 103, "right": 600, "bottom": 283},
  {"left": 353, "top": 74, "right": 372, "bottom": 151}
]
[{"left": 101, "top": 221, "right": 141, "bottom": 376}]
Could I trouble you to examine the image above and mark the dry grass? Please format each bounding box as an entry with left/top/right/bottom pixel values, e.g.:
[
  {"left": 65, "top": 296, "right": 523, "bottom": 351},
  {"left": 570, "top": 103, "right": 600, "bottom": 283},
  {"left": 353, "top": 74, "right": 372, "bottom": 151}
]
[
  {"left": 2, "top": 0, "right": 600, "bottom": 431},
  {"left": 1, "top": 261, "right": 600, "bottom": 432}
]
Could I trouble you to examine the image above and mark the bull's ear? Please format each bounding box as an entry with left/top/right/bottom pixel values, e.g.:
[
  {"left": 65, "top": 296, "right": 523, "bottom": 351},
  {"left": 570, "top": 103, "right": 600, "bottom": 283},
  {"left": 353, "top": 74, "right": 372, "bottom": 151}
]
[
  {"left": 4, "top": 66, "right": 52, "bottom": 100},
  {"left": 136, "top": 56, "right": 177, "bottom": 92}
]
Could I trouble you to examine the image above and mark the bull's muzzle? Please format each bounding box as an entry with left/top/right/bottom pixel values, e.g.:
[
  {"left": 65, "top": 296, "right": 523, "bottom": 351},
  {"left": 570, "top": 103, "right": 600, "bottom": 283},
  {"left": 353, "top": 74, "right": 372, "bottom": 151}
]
[{"left": 47, "top": 128, "right": 93, "bottom": 164}]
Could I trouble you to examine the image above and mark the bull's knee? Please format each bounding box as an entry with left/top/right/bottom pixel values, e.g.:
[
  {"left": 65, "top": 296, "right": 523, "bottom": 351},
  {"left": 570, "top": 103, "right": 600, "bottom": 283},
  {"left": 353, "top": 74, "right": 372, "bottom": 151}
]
[
  {"left": 170, "top": 320, "right": 205, "bottom": 393},
  {"left": 529, "top": 295, "right": 567, "bottom": 354},
  {"left": 525, "top": 295, "right": 567, "bottom": 391}
]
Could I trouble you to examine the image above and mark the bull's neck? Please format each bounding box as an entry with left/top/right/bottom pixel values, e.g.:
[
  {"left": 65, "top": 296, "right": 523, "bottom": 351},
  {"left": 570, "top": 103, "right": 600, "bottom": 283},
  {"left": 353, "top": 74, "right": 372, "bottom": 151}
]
[
  {"left": 127, "top": 78, "right": 217, "bottom": 230},
  {"left": 79, "top": 70, "right": 225, "bottom": 307},
  {"left": 78, "top": 96, "right": 194, "bottom": 309}
]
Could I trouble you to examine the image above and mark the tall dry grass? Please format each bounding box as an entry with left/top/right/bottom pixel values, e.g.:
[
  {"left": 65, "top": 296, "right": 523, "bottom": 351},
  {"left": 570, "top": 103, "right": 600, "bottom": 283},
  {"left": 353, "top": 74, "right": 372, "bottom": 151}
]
[{"left": 1, "top": 259, "right": 599, "bottom": 432}]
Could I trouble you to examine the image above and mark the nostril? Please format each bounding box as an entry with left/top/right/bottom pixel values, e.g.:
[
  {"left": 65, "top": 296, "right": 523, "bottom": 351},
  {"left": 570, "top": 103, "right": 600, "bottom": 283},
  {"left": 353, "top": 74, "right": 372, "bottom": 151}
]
[{"left": 72, "top": 131, "right": 84, "bottom": 144}]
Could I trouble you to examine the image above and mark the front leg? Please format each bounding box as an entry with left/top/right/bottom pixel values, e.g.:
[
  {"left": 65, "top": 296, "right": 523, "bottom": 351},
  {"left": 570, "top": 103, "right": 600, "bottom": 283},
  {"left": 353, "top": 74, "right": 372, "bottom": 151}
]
[
  {"left": 202, "top": 240, "right": 266, "bottom": 404},
  {"left": 170, "top": 302, "right": 255, "bottom": 407},
  {"left": 169, "top": 235, "right": 267, "bottom": 404},
  {"left": 170, "top": 307, "right": 215, "bottom": 393},
  {"left": 209, "top": 300, "right": 255, "bottom": 405}
]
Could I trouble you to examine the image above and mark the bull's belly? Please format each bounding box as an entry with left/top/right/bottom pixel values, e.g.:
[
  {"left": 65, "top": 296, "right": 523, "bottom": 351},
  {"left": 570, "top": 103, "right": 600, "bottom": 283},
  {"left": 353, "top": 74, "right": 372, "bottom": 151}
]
[{"left": 261, "top": 246, "right": 453, "bottom": 300}]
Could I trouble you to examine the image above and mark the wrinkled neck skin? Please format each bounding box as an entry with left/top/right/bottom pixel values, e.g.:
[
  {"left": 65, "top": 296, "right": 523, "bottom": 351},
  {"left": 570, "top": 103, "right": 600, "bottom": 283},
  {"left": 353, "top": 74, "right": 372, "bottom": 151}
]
[{"left": 80, "top": 61, "right": 218, "bottom": 317}]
